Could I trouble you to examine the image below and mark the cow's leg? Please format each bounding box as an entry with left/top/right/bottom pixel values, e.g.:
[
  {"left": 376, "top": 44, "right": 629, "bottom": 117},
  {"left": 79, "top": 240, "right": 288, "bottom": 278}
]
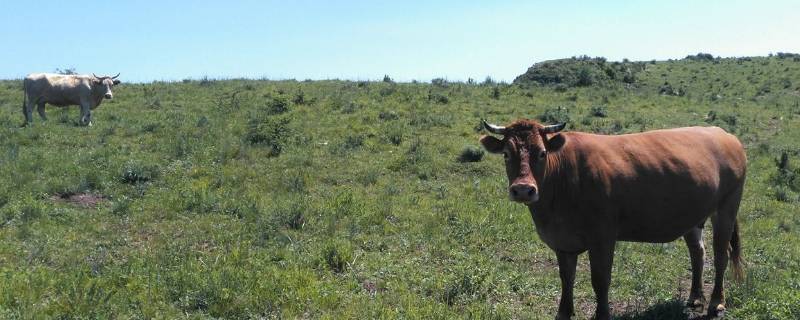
[
  {"left": 684, "top": 224, "right": 706, "bottom": 307},
  {"left": 588, "top": 242, "right": 615, "bottom": 320},
  {"left": 37, "top": 102, "right": 47, "bottom": 120},
  {"left": 556, "top": 251, "right": 578, "bottom": 320},
  {"left": 79, "top": 104, "right": 91, "bottom": 126},
  {"left": 708, "top": 187, "right": 744, "bottom": 317}
]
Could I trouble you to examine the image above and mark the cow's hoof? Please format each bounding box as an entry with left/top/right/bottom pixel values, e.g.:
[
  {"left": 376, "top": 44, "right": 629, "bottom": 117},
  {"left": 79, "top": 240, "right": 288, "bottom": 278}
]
[
  {"left": 687, "top": 295, "right": 705, "bottom": 308},
  {"left": 709, "top": 304, "right": 725, "bottom": 317},
  {"left": 555, "top": 312, "right": 572, "bottom": 320}
]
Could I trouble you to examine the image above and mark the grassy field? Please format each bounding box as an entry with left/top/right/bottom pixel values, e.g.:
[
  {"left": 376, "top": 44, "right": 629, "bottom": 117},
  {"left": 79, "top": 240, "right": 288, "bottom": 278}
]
[{"left": 0, "top": 55, "right": 799, "bottom": 319}]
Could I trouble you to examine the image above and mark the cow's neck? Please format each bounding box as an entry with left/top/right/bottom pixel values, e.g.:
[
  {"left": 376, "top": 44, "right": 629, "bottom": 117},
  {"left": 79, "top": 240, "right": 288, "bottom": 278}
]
[{"left": 532, "top": 144, "right": 576, "bottom": 215}]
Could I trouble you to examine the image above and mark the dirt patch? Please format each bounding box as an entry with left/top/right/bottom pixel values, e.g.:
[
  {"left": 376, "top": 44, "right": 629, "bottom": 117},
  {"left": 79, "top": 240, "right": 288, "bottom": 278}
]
[{"left": 51, "top": 193, "right": 108, "bottom": 208}]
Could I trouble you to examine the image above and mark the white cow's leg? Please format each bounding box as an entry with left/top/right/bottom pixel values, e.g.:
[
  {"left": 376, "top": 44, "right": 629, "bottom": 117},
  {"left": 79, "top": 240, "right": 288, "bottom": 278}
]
[
  {"left": 37, "top": 102, "right": 47, "bottom": 120},
  {"left": 79, "top": 104, "right": 90, "bottom": 126}
]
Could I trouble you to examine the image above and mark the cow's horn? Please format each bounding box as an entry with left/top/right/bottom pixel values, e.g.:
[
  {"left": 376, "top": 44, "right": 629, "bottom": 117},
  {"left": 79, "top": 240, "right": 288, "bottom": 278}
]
[
  {"left": 92, "top": 73, "right": 101, "bottom": 79},
  {"left": 111, "top": 73, "right": 120, "bottom": 79},
  {"left": 482, "top": 119, "right": 506, "bottom": 134},
  {"left": 541, "top": 123, "right": 567, "bottom": 134}
]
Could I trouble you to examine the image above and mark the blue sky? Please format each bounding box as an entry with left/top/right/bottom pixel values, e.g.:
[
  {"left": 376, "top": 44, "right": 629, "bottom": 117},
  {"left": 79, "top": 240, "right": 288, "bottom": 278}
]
[{"left": 1, "top": 1, "right": 798, "bottom": 82}]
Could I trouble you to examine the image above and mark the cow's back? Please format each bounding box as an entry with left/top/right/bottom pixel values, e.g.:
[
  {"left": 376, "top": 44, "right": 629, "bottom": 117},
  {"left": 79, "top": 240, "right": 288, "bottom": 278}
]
[
  {"left": 24, "top": 73, "right": 87, "bottom": 106},
  {"left": 559, "top": 127, "right": 745, "bottom": 242}
]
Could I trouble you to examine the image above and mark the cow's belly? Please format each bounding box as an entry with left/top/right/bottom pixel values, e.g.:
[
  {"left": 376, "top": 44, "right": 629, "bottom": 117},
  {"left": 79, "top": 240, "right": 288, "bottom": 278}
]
[{"left": 615, "top": 201, "right": 714, "bottom": 243}]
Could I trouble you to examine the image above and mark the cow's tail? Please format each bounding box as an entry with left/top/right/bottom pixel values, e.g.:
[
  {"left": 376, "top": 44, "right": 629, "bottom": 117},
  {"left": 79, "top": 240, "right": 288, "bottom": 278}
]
[
  {"left": 21, "top": 79, "right": 27, "bottom": 110},
  {"left": 730, "top": 220, "right": 745, "bottom": 282}
]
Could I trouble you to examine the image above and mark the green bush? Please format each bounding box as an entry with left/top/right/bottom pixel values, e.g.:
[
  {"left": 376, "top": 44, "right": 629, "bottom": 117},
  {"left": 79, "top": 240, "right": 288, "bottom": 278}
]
[
  {"left": 590, "top": 105, "right": 608, "bottom": 117},
  {"left": 458, "top": 145, "right": 484, "bottom": 162},
  {"left": 245, "top": 115, "right": 292, "bottom": 156},
  {"left": 539, "top": 106, "right": 571, "bottom": 124},
  {"left": 120, "top": 161, "right": 157, "bottom": 184},
  {"left": 265, "top": 96, "right": 291, "bottom": 115},
  {"left": 323, "top": 241, "right": 353, "bottom": 273}
]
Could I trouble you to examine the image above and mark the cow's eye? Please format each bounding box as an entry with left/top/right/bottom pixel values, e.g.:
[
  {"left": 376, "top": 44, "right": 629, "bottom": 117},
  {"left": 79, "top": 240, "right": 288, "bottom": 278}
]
[
  {"left": 503, "top": 151, "right": 510, "bottom": 160},
  {"left": 538, "top": 150, "right": 547, "bottom": 159}
]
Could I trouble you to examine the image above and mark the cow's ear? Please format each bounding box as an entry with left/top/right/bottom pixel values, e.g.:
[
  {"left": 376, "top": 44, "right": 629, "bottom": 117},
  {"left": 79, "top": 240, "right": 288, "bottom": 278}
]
[
  {"left": 544, "top": 133, "right": 566, "bottom": 152},
  {"left": 480, "top": 135, "right": 504, "bottom": 154},
  {"left": 112, "top": 79, "right": 121, "bottom": 85},
  {"left": 92, "top": 78, "right": 102, "bottom": 85}
]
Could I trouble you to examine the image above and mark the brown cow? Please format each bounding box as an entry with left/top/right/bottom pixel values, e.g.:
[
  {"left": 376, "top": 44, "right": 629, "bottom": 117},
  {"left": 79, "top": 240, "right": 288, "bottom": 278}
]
[
  {"left": 22, "top": 73, "right": 121, "bottom": 126},
  {"left": 479, "top": 119, "right": 745, "bottom": 319}
]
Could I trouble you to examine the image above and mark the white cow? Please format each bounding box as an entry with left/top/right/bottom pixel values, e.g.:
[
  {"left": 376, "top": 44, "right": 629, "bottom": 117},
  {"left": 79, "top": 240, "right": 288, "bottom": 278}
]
[{"left": 22, "top": 73, "right": 121, "bottom": 126}]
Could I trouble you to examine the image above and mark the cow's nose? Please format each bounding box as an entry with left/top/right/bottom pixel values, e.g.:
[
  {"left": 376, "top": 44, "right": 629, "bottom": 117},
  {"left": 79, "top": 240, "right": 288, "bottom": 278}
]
[
  {"left": 105, "top": 94, "right": 113, "bottom": 99},
  {"left": 509, "top": 184, "right": 538, "bottom": 203}
]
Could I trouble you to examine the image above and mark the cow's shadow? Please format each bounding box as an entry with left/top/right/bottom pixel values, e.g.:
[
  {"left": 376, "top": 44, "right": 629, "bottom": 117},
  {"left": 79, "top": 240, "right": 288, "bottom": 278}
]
[{"left": 614, "top": 299, "right": 712, "bottom": 320}]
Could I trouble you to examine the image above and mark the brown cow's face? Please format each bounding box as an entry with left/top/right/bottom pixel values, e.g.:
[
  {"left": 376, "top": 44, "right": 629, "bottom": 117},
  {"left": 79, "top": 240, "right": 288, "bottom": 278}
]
[{"left": 480, "top": 120, "right": 565, "bottom": 204}]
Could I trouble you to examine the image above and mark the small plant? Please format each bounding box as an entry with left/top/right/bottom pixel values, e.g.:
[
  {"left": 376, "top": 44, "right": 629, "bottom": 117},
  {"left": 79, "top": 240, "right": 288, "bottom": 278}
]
[
  {"left": 378, "top": 110, "right": 399, "bottom": 121},
  {"left": 490, "top": 86, "right": 500, "bottom": 99},
  {"left": 458, "top": 145, "right": 484, "bottom": 163},
  {"left": 292, "top": 90, "right": 306, "bottom": 105},
  {"left": 120, "top": 161, "right": 156, "bottom": 184},
  {"left": 379, "top": 86, "right": 395, "bottom": 97},
  {"left": 590, "top": 105, "right": 608, "bottom": 117},
  {"left": 428, "top": 92, "right": 449, "bottom": 104},
  {"left": 323, "top": 241, "right": 353, "bottom": 273}
]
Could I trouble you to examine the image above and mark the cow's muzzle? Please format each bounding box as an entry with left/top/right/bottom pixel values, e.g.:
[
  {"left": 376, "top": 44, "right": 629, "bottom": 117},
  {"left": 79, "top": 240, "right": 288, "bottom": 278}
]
[
  {"left": 104, "top": 93, "right": 113, "bottom": 99},
  {"left": 509, "top": 184, "right": 539, "bottom": 203}
]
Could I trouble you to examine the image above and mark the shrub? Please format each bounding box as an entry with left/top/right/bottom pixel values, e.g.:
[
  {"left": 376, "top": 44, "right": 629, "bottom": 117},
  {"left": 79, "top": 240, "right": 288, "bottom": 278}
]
[
  {"left": 590, "top": 105, "right": 608, "bottom": 117},
  {"left": 245, "top": 115, "right": 292, "bottom": 157},
  {"left": 442, "top": 269, "right": 487, "bottom": 306},
  {"left": 382, "top": 75, "right": 393, "bottom": 83},
  {"left": 379, "top": 86, "right": 395, "bottom": 97},
  {"left": 428, "top": 92, "right": 449, "bottom": 104},
  {"left": 514, "top": 56, "right": 642, "bottom": 87},
  {"left": 490, "top": 86, "right": 500, "bottom": 99},
  {"left": 272, "top": 201, "right": 306, "bottom": 230},
  {"left": 539, "top": 106, "right": 571, "bottom": 124},
  {"left": 576, "top": 67, "right": 594, "bottom": 86},
  {"left": 686, "top": 53, "right": 715, "bottom": 61},
  {"left": 323, "top": 241, "right": 353, "bottom": 273},
  {"left": 458, "top": 146, "right": 484, "bottom": 162},
  {"left": 55, "top": 67, "right": 78, "bottom": 75},
  {"left": 292, "top": 90, "right": 306, "bottom": 105},
  {"left": 378, "top": 110, "right": 399, "bottom": 121},
  {"left": 332, "top": 135, "right": 365, "bottom": 154},
  {"left": 774, "top": 186, "right": 794, "bottom": 202},
  {"left": 120, "top": 161, "right": 157, "bottom": 184},
  {"left": 265, "top": 96, "right": 291, "bottom": 115},
  {"left": 384, "top": 123, "right": 404, "bottom": 145}
]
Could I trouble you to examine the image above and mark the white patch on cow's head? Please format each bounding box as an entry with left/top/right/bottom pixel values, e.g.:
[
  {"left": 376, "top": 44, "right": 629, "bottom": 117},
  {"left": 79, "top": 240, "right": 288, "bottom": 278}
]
[{"left": 102, "top": 79, "right": 114, "bottom": 99}]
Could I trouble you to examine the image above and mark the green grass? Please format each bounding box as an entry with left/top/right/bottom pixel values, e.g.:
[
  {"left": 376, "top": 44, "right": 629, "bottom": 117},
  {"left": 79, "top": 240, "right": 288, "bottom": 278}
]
[{"left": 0, "top": 55, "right": 799, "bottom": 319}]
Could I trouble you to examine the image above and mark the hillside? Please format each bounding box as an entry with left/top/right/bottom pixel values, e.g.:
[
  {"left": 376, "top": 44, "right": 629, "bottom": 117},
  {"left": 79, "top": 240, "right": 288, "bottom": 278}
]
[{"left": 0, "top": 55, "right": 799, "bottom": 319}]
